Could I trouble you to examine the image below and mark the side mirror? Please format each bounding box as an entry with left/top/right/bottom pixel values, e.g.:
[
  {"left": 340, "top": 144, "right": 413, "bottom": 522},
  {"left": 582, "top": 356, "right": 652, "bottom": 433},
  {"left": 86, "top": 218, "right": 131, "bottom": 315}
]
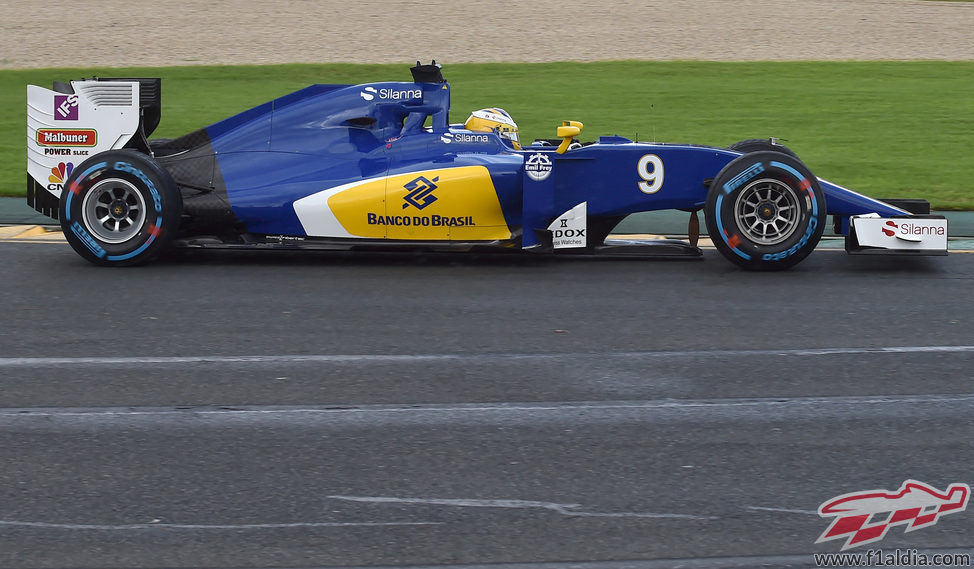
[
  {"left": 556, "top": 126, "right": 581, "bottom": 138},
  {"left": 556, "top": 121, "right": 584, "bottom": 154}
]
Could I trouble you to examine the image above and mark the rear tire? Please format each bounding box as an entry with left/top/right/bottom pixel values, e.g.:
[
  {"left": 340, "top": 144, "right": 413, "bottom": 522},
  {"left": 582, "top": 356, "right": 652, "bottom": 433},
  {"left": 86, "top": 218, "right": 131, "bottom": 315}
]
[
  {"left": 705, "top": 151, "right": 826, "bottom": 270},
  {"left": 59, "top": 150, "right": 181, "bottom": 266}
]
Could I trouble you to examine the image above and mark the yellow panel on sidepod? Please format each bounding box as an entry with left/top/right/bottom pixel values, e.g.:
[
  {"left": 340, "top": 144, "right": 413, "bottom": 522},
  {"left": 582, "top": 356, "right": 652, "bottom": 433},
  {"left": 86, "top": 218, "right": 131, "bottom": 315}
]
[
  {"left": 326, "top": 177, "right": 388, "bottom": 238},
  {"left": 329, "top": 166, "right": 511, "bottom": 240}
]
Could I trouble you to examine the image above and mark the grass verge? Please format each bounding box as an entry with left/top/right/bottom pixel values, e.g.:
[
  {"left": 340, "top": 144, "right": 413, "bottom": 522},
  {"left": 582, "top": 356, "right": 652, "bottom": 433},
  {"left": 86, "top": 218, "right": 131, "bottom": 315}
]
[{"left": 4, "top": 61, "right": 973, "bottom": 208}]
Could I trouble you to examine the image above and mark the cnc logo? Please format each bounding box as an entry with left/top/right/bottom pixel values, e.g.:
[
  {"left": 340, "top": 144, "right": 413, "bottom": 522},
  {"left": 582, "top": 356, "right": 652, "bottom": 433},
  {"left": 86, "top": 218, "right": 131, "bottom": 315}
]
[
  {"left": 816, "top": 479, "right": 970, "bottom": 551},
  {"left": 402, "top": 176, "right": 439, "bottom": 210},
  {"left": 882, "top": 220, "right": 898, "bottom": 237},
  {"left": 525, "top": 153, "right": 553, "bottom": 181},
  {"left": 54, "top": 94, "right": 79, "bottom": 120},
  {"left": 47, "top": 161, "right": 74, "bottom": 191}
]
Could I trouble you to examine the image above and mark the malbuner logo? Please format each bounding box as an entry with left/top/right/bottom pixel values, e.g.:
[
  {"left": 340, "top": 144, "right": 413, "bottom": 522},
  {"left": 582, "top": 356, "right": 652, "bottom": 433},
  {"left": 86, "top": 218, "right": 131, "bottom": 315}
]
[
  {"left": 36, "top": 129, "right": 97, "bottom": 147},
  {"left": 816, "top": 479, "right": 970, "bottom": 551}
]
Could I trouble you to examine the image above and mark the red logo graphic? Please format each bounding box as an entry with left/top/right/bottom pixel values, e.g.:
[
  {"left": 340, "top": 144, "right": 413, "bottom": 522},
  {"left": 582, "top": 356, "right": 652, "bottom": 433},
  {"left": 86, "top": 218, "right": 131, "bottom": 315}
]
[
  {"left": 881, "top": 220, "right": 898, "bottom": 237},
  {"left": 816, "top": 479, "right": 969, "bottom": 551},
  {"left": 36, "top": 129, "right": 97, "bottom": 147}
]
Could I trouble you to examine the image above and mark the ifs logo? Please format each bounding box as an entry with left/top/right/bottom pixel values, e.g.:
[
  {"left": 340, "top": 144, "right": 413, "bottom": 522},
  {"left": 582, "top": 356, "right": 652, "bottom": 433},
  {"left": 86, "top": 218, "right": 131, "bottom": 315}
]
[
  {"left": 54, "top": 94, "right": 79, "bottom": 120},
  {"left": 816, "top": 479, "right": 969, "bottom": 551},
  {"left": 402, "top": 176, "right": 439, "bottom": 210}
]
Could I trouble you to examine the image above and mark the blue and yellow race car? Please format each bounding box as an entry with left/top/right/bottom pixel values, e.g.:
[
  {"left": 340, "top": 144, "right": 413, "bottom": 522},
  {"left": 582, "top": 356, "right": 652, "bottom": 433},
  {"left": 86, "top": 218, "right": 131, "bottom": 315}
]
[{"left": 27, "top": 62, "right": 947, "bottom": 269}]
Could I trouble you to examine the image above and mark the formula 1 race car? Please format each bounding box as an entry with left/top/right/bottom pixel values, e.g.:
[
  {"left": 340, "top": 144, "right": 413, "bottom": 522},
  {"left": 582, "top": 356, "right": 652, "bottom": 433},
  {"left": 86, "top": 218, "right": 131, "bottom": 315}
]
[{"left": 26, "top": 62, "right": 948, "bottom": 269}]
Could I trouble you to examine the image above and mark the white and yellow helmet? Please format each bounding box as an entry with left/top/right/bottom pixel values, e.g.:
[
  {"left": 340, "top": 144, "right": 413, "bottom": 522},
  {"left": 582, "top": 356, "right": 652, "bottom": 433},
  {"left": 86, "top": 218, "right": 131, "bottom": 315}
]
[{"left": 464, "top": 108, "right": 520, "bottom": 149}]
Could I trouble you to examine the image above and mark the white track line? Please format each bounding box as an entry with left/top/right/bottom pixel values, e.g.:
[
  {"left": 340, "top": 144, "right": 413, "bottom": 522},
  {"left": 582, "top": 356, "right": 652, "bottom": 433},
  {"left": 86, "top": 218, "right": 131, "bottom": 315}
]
[
  {"left": 3, "top": 394, "right": 974, "bottom": 419},
  {"left": 2, "top": 345, "right": 974, "bottom": 367},
  {"left": 328, "top": 495, "right": 716, "bottom": 520},
  {"left": 746, "top": 506, "right": 818, "bottom": 516},
  {"left": 0, "top": 519, "right": 439, "bottom": 530}
]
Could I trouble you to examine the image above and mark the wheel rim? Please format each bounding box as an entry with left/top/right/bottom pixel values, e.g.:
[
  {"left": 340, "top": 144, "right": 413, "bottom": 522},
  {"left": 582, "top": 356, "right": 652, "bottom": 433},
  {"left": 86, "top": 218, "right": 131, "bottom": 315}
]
[
  {"left": 733, "top": 178, "right": 802, "bottom": 246},
  {"left": 81, "top": 178, "right": 147, "bottom": 243}
]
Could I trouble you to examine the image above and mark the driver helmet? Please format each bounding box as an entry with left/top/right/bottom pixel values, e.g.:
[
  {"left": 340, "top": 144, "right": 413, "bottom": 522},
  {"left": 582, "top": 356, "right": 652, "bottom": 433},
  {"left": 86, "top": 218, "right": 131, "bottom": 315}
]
[{"left": 464, "top": 108, "right": 520, "bottom": 149}]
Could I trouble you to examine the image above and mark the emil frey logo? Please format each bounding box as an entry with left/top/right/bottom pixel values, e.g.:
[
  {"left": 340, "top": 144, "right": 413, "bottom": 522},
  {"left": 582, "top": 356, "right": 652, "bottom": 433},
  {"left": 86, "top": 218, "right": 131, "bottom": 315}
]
[
  {"left": 525, "top": 153, "right": 553, "bottom": 182},
  {"left": 816, "top": 479, "right": 970, "bottom": 551},
  {"left": 47, "top": 161, "right": 74, "bottom": 191},
  {"left": 402, "top": 176, "right": 439, "bottom": 210},
  {"left": 54, "top": 94, "right": 79, "bottom": 120}
]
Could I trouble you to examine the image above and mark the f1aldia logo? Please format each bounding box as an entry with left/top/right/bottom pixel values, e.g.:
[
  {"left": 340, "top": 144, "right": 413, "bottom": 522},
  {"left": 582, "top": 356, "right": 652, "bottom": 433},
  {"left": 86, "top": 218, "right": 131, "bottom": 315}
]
[
  {"left": 402, "top": 176, "right": 439, "bottom": 210},
  {"left": 816, "top": 479, "right": 970, "bottom": 551}
]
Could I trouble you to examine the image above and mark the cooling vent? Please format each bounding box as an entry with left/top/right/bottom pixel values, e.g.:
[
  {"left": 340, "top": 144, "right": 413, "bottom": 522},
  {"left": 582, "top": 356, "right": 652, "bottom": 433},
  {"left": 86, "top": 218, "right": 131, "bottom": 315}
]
[{"left": 75, "top": 82, "right": 134, "bottom": 107}]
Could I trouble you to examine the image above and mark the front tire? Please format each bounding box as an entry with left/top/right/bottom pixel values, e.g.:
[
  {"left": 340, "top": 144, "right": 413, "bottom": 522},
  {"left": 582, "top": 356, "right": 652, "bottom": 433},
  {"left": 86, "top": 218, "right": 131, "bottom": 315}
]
[
  {"left": 705, "top": 151, "right": 826, "bottom": 270},
  {"left": 727, "top": 138, "right": 798, "bottom": 159},
  {"left": 59, "top": 150, "right": 181, "bottom": 266}
]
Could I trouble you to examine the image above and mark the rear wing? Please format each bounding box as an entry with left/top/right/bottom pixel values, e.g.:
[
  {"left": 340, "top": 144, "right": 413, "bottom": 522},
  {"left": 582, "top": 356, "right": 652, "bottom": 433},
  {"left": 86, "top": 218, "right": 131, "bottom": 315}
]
[{"left": 26, "top": 78, "right": 161, "bottom": 219}]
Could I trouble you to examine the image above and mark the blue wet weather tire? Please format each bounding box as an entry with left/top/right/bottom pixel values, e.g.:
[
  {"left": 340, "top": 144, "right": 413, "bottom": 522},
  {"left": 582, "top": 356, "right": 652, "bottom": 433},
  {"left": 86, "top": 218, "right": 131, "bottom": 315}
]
[
  {"left": 705, "top": 151, "right": 826, "bottom": 271},
  {"left": 59, "top": 150, "right": 181, "bottom": 266}
]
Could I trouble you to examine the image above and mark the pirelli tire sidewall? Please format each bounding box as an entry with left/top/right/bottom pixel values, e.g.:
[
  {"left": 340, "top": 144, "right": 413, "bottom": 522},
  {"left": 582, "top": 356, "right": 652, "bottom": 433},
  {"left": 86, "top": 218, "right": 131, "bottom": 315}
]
[
  {"left": 59, "top": 150, "right": 181, "bottom": 266},
  {"left": 705, "top": 151, "right": 826, "bottom": 271}
]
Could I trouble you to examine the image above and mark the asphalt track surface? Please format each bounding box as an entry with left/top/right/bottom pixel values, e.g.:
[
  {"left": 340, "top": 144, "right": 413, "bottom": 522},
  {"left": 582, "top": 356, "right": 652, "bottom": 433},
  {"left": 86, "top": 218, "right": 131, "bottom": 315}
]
[{"left": 2, "top": 241, "right": 974, "bottom": 568}]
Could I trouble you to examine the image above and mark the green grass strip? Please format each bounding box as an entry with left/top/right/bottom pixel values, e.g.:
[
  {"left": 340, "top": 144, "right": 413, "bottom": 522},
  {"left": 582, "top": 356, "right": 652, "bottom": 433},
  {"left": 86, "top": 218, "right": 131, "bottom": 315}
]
[{"left": 4, "top": 61, "right": 973, "bottom": 209}]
